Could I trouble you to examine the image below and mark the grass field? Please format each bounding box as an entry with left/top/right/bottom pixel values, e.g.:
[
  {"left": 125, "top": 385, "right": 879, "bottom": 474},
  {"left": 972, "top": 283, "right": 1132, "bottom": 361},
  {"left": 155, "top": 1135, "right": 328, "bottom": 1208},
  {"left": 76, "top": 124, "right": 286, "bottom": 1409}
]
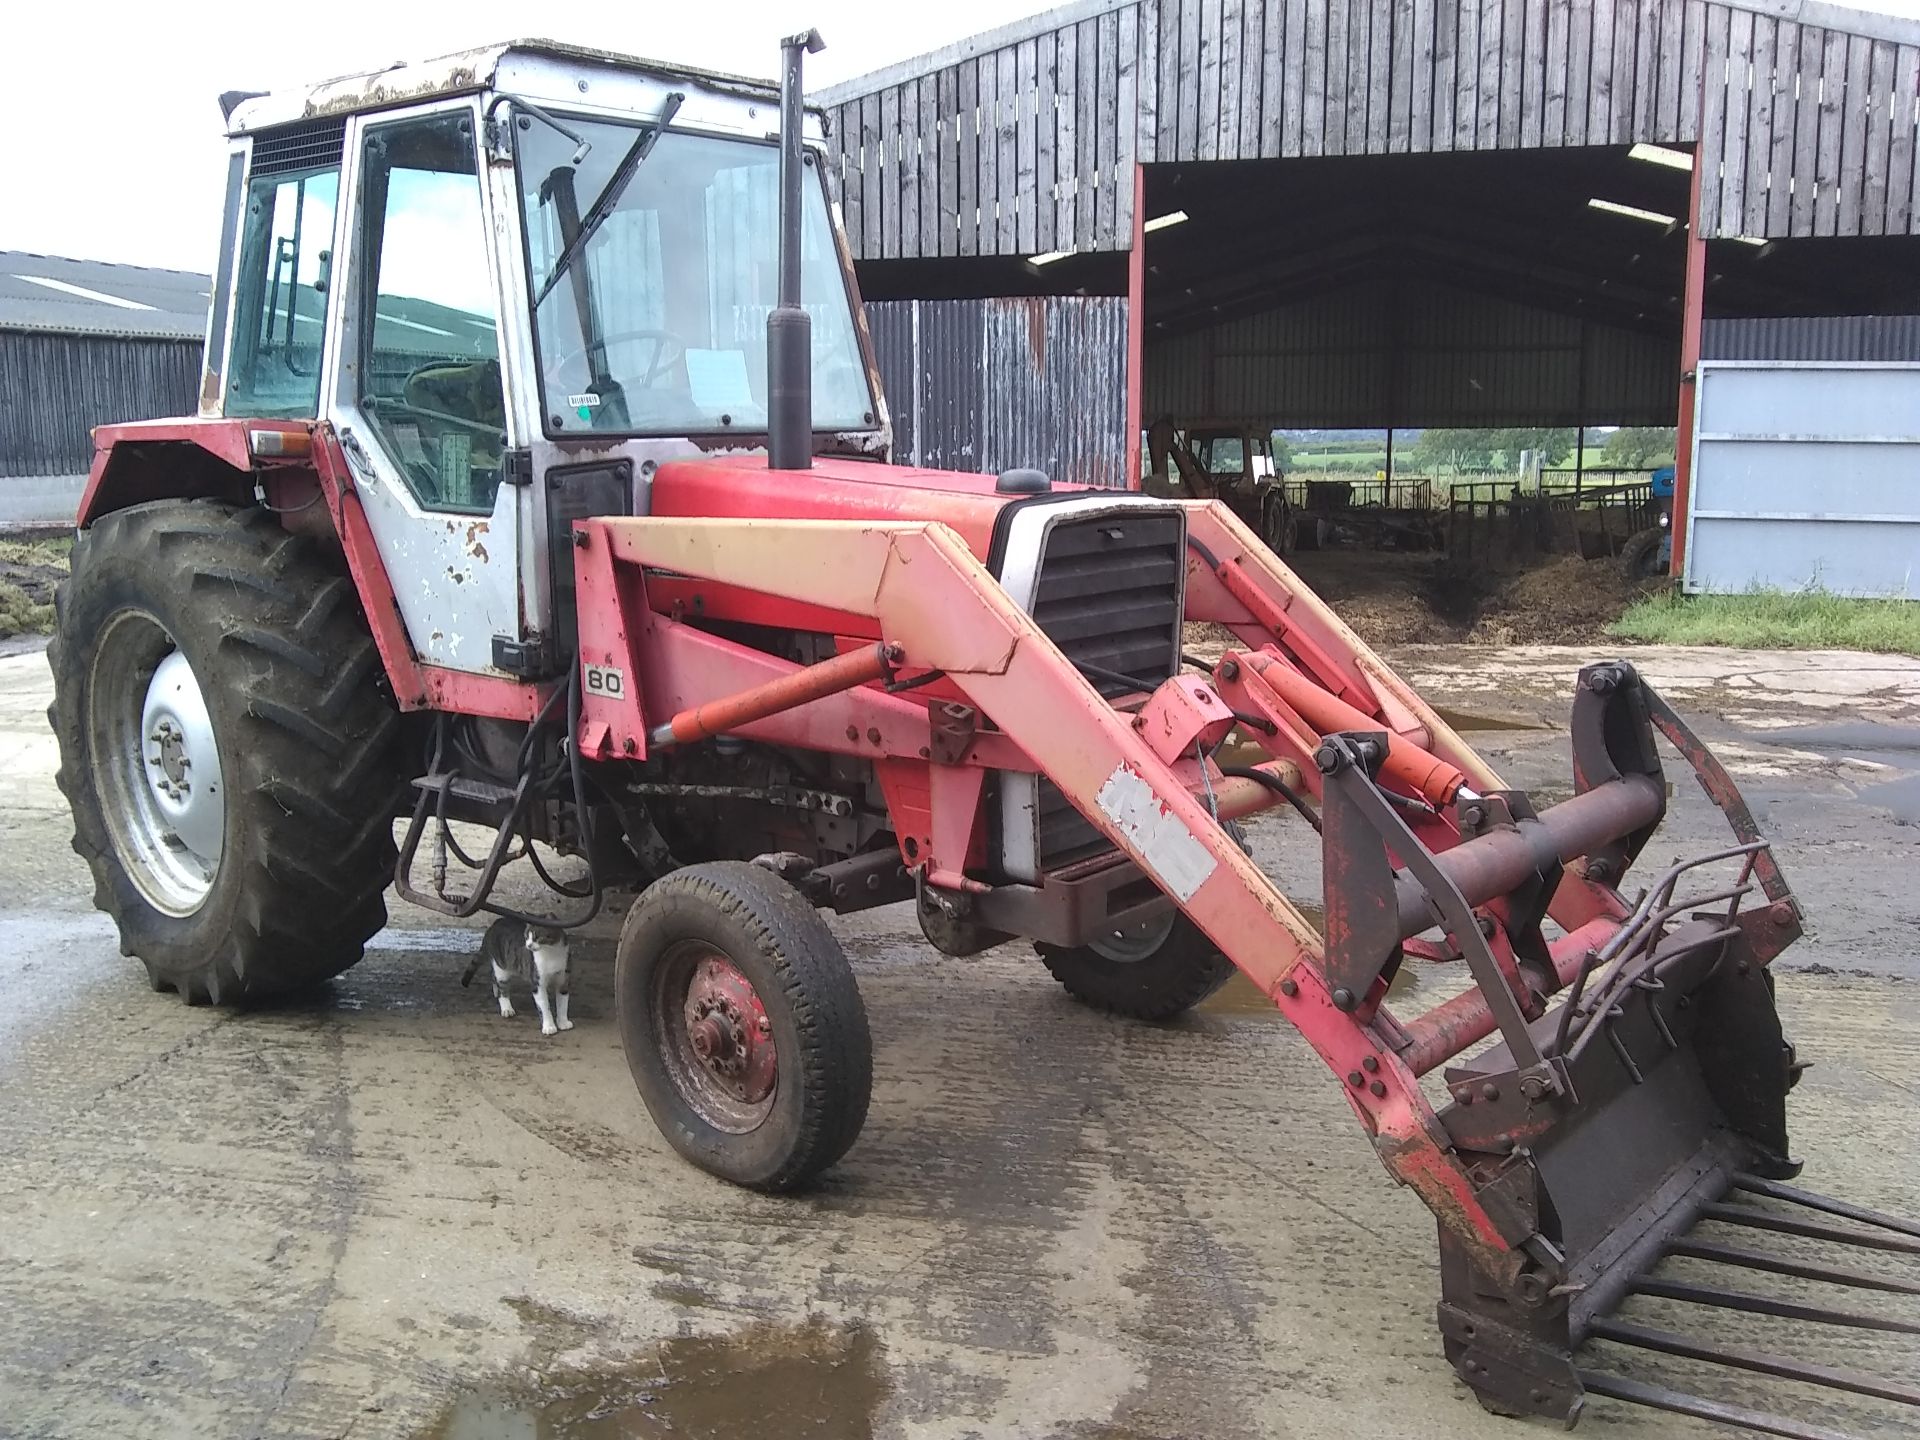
[{"left": 1610, "top": 588, "right": 1920, "bottom": 655}]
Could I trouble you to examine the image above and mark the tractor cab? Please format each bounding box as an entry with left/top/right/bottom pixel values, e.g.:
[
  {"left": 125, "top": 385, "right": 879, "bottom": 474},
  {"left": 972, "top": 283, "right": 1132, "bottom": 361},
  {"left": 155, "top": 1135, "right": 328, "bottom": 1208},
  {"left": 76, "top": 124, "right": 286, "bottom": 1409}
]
[
  {"left": 1147, "top": 419, "right": 1293, "bottom": 551},
  {"left": 210, "top": 41, "right": 884, "bottom": 679}
]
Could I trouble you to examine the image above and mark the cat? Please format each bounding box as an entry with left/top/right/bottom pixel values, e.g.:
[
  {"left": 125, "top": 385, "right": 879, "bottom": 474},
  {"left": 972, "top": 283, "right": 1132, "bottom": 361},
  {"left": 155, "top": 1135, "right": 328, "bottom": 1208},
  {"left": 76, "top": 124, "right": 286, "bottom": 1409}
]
[{"left": 466, "top": 919, "right": 573, "bottom": 1036}]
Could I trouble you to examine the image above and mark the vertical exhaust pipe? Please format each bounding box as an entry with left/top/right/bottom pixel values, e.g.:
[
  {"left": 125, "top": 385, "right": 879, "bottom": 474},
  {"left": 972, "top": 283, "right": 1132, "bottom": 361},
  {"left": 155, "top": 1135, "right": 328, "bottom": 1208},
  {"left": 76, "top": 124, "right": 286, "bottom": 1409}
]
[{"left": 768, "top": 27, "right": 825, "bottom": 471}]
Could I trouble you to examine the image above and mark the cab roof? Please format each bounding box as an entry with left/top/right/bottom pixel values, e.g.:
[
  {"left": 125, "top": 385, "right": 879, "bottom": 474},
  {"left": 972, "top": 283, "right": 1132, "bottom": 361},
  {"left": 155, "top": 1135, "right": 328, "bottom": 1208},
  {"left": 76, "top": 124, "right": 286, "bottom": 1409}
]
[{"left": 225, "top": 38, "right": 820, "bottom": 136}]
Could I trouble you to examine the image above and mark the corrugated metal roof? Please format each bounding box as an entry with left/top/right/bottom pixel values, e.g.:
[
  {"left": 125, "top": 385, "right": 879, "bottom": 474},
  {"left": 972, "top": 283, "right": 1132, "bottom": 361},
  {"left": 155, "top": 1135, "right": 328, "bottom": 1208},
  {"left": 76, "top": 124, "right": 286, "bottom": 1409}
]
[{"left": 0, "top": 252, "right": 211, "bottom": 341}]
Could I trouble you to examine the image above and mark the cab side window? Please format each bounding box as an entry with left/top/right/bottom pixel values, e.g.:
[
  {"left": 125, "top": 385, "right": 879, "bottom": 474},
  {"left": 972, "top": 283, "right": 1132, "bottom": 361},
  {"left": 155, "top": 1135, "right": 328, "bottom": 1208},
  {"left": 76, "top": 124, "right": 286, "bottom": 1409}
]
[
  {"left": 226, "top": 153, "right": 338, "bottom": 418},
  {"left": 357, "top": 111, "right": 505, "bottom": 513}
]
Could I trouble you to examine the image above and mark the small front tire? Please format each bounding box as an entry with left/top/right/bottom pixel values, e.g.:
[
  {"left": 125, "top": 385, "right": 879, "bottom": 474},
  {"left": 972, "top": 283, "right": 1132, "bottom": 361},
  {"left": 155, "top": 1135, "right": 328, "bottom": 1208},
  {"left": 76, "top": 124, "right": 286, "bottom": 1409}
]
[
  {"left": 1037, "top": 911, "right": 1236, "bottom": 1021},
  {"left": 616, "top": 862, "right": 872, "bottom": 1191}
]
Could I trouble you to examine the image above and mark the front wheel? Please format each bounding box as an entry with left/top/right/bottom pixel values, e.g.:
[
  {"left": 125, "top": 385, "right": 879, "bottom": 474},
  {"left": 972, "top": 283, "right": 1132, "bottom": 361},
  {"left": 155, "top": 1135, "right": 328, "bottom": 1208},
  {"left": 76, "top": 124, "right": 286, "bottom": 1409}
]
[
  {"left": 1037, "top": 911, "right": 1236, "bottom": 1021},
  {"left": 616, "top": 862, "right": 872, "bottom": 1191}
]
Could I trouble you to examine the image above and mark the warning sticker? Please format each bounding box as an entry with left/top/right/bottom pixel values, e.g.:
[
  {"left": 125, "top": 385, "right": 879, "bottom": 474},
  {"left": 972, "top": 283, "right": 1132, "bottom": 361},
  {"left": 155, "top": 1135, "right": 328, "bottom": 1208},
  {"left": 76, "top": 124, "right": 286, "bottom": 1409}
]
[{"left": 1094, "top": 764, "right": 1218, "bottom": 903}]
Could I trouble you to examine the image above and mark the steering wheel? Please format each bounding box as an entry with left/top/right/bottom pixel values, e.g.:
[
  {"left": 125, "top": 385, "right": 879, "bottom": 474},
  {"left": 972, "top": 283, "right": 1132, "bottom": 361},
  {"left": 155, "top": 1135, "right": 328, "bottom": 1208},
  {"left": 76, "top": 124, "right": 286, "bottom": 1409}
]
[
  {"left": 368, "top": 394, "right": 504, "bottom": 441},
  {"left": 549, "top": 329, "right": 687, "bottom": 388}
]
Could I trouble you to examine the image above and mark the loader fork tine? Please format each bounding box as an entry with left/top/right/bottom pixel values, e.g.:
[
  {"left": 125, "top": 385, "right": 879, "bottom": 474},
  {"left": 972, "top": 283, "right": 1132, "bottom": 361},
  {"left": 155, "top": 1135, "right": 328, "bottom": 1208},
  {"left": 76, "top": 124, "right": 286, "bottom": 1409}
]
[
  {"left": 1578, "top": 1372, "right": 1863, "bottom": 1440},
  {"left": 1585, "top": 1315, "right": 1920, "bottom": 1409},
  {"left": 1732, "top": 1174, "right": 1920, "bottom": 1242},
  {"left": 1628, "top": 1275, "right": 1920, "bottom": 1335},
  {"left": 1665, "top": 1235, "right": 1920, "bottom": 1297},
  {"left": 1699, "top": 1201, "right": 1920, "bottom": 1257}
]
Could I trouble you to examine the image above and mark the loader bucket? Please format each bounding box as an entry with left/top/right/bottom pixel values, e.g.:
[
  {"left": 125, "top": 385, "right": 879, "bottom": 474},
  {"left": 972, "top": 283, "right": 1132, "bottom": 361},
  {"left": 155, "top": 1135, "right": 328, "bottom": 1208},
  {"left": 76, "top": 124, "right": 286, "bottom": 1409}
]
[{"left": 1308, "top": 662, "right": 1920, "bottom": 1436}]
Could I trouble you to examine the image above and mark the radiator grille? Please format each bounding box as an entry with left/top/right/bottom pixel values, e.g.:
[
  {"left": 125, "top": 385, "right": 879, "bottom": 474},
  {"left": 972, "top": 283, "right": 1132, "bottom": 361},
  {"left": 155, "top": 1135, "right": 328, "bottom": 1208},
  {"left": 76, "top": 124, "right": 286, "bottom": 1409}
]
[{"left": 1027, "top": 509, "right": 1185, "bottom": 870}]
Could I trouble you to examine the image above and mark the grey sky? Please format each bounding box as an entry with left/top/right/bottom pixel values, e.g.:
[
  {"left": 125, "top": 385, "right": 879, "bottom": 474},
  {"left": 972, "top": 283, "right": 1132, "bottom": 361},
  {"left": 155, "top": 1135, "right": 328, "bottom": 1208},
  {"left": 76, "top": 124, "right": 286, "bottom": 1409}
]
[
  {"left": 7, "top": 0, "right": 1920, "bottom": 275},
  {"left": 0, "top": 0, "right": 1042, "bottom": 274}
]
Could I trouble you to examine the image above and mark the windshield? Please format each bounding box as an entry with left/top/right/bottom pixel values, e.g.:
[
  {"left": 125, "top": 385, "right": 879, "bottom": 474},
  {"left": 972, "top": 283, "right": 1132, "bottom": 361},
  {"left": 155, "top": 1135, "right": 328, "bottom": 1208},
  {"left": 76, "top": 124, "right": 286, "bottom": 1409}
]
[{"left": 515, "top": 112, "right": 874, "bottom": 437}]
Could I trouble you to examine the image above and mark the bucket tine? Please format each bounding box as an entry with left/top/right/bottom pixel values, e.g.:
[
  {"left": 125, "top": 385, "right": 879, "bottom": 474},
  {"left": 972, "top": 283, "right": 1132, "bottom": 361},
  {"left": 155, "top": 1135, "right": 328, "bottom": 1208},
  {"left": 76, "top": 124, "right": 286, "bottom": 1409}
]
[
  {"left": 1667, "top": 1236, "right": 1920, "bottom": 1297},
  {"left": 1700, "top": 1202, "right": 1920, "bottom": 1257},
  {"left": 1579, "top": 1372, "right": 1863, "bottom": 1440},
  {"left": 1732, "top": 1174, "right": 1920, "bottom": 1242},
  {"left": 1629, "top": 1275, "right": 1920, "bottom": 1335},
  {"left": 1586, "top": 1316, "right": 1920, "bottom": 1408}
]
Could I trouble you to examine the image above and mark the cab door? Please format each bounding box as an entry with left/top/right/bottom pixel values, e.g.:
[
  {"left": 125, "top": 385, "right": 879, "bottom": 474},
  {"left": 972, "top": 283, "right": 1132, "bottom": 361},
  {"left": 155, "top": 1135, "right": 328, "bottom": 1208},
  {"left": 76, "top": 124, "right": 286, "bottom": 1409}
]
[{"left": 323, "top": 99, "right": 528, "bottom": 676}]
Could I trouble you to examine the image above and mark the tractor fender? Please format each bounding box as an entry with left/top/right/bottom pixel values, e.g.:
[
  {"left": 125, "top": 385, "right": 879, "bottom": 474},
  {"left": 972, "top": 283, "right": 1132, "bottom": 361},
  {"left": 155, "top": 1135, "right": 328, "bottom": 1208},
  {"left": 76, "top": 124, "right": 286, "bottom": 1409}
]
[{"left": 76, "top": 418, "right": 265, "bottom": 529}]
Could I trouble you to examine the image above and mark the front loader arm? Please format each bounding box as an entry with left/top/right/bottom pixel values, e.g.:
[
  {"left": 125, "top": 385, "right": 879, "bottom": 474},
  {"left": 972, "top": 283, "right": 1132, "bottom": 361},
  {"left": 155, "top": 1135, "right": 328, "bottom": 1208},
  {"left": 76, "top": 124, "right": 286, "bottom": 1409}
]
[
  {"left": 572, "top": 510, "right": 1512, "bottom": 1265},
  {"left": 571, "top": 505, "right": 1912, "bottom": 1437}
]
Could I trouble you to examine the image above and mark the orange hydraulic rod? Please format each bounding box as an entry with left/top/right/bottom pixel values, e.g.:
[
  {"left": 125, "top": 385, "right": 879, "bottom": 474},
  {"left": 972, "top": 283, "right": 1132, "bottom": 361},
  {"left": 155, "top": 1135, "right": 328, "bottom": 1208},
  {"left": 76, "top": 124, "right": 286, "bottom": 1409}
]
[
  {"left": 1211, "top": 760, "right": 1308, "bottom": 822},
  {"left": 1240, "top": 651, "right": 1467, "bottom": 807},
  {"left": 650, "top": 641, "right": 902, "bottom": 748}
]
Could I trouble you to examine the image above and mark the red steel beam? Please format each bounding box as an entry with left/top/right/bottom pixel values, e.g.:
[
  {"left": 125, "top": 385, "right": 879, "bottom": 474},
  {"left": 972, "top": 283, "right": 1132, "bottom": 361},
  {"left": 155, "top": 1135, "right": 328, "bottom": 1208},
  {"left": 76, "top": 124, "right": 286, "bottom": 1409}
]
[
  {"left": 1125, "top": 163, "right": 1146, "bottom": 493},
  {"left": 1670, "top": 139, "right": 1708, "bottom": 580}
]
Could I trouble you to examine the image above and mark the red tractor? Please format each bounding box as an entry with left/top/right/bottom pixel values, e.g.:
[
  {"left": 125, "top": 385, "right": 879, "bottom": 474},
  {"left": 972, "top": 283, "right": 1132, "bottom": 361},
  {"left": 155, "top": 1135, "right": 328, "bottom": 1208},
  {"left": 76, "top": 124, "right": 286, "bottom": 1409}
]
[{"left": 52, "top": 35, "right": 1916, "bottom": 1435}]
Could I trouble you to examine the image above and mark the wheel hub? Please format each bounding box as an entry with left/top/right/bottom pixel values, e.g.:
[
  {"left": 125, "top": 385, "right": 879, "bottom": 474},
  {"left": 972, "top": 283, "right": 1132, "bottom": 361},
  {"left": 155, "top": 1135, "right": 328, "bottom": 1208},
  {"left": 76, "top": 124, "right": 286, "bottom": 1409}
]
[
  {"left": 140, "top": 650, "right": 225, "bottom": 869},
  {"left": 682, "top": 956, "right": 775, "bottom": 1103}
]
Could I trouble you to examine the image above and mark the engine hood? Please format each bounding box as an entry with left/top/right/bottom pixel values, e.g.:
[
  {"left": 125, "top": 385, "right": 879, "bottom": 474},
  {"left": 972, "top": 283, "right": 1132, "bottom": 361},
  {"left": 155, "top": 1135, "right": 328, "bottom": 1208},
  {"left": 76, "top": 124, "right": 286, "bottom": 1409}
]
[{"left": 648, "top": 455, "right": 1081, "bottom": 560}]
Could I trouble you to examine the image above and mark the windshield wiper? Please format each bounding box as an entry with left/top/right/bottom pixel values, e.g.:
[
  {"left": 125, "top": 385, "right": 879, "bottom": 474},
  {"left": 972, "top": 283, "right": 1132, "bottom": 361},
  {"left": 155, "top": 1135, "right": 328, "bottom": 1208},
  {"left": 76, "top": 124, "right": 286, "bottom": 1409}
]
[{"left": 533, "top": 90, "right": 684, "bottom": 310}]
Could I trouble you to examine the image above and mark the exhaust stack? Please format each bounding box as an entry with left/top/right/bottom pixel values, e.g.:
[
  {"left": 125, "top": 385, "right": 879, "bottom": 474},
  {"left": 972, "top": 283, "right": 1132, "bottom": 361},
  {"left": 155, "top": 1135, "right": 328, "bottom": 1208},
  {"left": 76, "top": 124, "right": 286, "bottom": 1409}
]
[{"left": 768, "top": 27, "right": 825, "bottom": 471}]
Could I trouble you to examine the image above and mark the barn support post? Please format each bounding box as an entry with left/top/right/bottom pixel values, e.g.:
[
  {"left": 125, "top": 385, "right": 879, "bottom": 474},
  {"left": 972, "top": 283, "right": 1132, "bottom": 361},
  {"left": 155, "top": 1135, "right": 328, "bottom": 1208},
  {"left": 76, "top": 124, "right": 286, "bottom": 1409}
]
[
  {"left": 1125, "top": 163, "right": 1146, "bottom": 491},
  {"left": 1671, "top": 143, "right": 1708, "bottom": 579}
]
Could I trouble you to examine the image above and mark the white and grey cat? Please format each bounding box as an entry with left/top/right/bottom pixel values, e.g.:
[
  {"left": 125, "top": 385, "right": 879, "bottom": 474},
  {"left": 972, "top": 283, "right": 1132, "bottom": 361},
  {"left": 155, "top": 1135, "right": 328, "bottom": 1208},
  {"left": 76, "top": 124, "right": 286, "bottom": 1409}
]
[{"left": 470, "top": 919, "right": 573, "bottom": 1036}]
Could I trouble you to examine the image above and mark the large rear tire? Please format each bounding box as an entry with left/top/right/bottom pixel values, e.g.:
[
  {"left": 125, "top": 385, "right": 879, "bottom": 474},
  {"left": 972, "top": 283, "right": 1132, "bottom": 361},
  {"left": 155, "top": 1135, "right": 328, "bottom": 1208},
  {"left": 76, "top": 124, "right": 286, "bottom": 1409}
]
[
  {"left": 1620, "top": 526, "right": 1667, "bottom": 580},
  {"left": 49, "top": 501, "right": 403, "bottom": 1003},
  {"left": 616, "top": 862, "right": 872, "bottom": 1191}
]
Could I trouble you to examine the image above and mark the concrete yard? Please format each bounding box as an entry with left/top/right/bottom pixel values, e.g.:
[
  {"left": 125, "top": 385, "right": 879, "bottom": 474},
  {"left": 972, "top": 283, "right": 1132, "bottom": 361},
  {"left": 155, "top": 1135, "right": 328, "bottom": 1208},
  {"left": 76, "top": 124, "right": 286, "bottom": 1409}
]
[{"left": 0, "top": 641, "right": 1915, "bottom": 1439}]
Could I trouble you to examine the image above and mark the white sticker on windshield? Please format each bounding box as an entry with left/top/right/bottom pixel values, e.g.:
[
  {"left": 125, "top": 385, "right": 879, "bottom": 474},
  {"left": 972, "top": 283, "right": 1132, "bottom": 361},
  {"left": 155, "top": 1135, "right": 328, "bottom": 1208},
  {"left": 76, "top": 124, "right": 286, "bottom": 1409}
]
[
  {"left": 568, "top": 393, "right": 602, "bottom": 409},
  {"left": 685, "top": 349, "right": 756, "bottom": 414}
]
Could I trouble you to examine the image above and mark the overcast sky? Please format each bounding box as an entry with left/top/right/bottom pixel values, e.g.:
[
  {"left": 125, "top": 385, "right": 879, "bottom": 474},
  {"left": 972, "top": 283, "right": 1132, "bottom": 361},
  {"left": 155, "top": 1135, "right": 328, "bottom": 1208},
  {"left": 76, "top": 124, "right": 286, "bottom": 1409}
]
[
  {"left": 0, "top": 0, "right": 1040, "bottom": 274},
  {"left": 7, "top": 0, "right": 1920, "bottom": 274}
]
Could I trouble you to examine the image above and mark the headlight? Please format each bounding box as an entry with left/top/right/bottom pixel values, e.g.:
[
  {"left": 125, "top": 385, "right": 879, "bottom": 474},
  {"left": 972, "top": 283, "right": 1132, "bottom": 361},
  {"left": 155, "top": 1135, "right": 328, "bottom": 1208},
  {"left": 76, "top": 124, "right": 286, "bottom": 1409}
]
[{"left": 1658, "top": 512, "right": 1670, "bottom": 528}]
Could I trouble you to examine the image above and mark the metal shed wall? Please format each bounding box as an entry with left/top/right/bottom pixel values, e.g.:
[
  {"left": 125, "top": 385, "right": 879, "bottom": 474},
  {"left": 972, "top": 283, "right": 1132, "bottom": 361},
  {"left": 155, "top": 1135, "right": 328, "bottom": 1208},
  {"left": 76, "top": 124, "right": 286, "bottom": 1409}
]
[
  {"left": 1685, "top": 359, "right": 1920, "bottom": 597},
  {"left": 820, "top": 0, "right": 1920, "bottom": 253},
  {"left": 0, "top": 331, "right": 200, "bottom": 478},
  {"left": 867, "top": 296, "right": 1130, "bottom": 486},
  {"left": 1143, "top": 282, "right": 1677, "bottom": 426},
  {"left": 1702, "top": 313, "right": 1920, "bottom": 361}
]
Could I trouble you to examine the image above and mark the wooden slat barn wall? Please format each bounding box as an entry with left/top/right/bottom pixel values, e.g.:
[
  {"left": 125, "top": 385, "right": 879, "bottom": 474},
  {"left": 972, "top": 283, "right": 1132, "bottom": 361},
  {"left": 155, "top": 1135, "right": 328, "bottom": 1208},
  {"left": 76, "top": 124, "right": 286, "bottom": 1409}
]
[
  {"left": 1696, "top": 7, "right": 1920, "bottom": 238},
  {"left": 820, "top": 0, "right": 1920, "bottom": 248},
  {"left": 826, "top": 0, "right": 1145, "bottom": 262}
]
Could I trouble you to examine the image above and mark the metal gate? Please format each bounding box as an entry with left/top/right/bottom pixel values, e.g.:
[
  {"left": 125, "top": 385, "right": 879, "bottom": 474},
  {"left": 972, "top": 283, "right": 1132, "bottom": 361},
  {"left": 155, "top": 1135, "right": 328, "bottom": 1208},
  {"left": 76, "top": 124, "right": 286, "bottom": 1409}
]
[{"left": 1686, "top": 361, "right": 1920, "bottom": 598}]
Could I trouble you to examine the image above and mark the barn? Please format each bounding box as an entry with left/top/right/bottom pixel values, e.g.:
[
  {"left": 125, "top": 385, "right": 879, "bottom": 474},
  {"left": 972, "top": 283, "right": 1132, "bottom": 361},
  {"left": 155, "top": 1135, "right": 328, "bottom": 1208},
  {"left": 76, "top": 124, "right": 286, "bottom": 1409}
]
[
  {"left": 816, "top": 0, "right": 1920, "bottom": 595},
  {"left": 0, "top": 253, "right": 209, "bottom": 526}
]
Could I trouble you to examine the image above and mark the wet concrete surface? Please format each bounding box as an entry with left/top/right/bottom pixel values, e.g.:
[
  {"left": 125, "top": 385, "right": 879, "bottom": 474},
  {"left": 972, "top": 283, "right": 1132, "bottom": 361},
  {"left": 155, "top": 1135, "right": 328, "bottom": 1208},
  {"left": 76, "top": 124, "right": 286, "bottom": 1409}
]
[{"left": 1, "top": 643, "right": 1916, "bottom": 1439}]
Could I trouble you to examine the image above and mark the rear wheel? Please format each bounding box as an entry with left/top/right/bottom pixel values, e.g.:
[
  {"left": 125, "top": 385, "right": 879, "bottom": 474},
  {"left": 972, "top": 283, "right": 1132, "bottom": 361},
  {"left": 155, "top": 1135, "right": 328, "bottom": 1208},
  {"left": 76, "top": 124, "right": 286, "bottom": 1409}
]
[
  {"left": 1037, "top": 911, "right": 1236, "bottom": 1021},
  {"left": 1620, "top": 526, "right": 1668, "bottom": 580},
  {"left": 1260, "top": 495, "right": 1298, "bottom": 555},
  {"left": 49, "top": 501, "right": 403, "bottom": 1003},
  {"left": 616, "top": 862, "right": 872, "bottom": 1190}
]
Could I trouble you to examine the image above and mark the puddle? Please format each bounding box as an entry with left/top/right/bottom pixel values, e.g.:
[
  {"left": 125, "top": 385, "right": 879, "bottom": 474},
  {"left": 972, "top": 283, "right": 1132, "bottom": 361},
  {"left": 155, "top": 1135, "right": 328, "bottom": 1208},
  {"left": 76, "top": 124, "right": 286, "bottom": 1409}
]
[
  {"left": 1745, "top": 722, "right": 1920, "bottom": 824},
  {"left": 1201, "top": 903, "right": 1323, "bottom": 1017},
  {"left": 1863, "top": 774, "right": 1920, "bottom": 826},
  {"left": 421, "top": 1318, "right": 885, "bottom": 1439}
]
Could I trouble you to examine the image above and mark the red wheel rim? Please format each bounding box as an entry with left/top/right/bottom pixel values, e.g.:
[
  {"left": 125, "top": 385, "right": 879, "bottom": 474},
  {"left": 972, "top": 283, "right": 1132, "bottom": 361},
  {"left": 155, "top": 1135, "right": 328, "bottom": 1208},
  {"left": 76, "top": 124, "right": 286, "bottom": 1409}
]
[{"left": 654, "top": 942, "right": 777, "bottom": 1133}]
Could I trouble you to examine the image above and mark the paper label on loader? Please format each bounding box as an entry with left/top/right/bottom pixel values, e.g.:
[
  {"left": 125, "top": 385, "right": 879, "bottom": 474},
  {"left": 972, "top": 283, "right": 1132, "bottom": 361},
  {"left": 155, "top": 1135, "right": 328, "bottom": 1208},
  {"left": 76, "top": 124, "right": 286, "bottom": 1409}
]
[{"left": 1094, "top": 763, "right": 1218, "bottom": 903}]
